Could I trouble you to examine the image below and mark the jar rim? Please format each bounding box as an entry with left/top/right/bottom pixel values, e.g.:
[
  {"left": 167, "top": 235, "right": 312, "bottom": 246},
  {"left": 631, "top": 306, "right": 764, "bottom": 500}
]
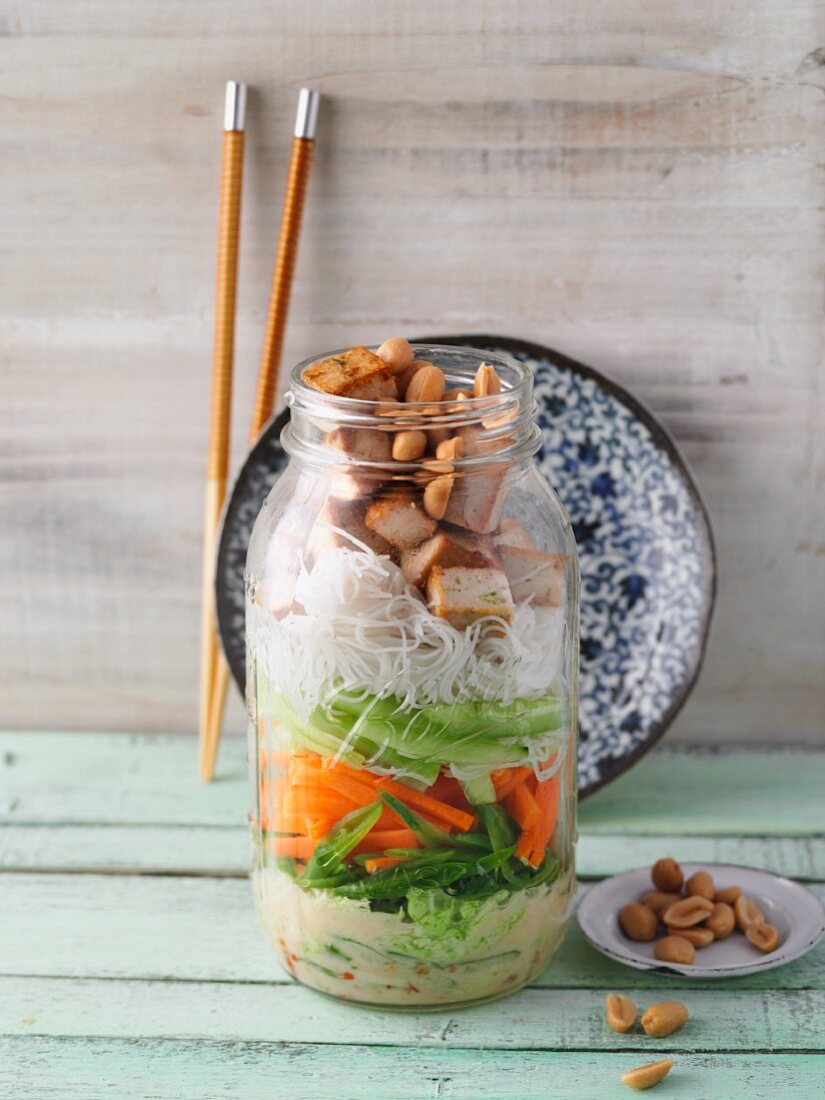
[
  {"left": 283, "top": 343, "right": 542, "bottom": 468},
  {"left": 287, "top": 343, "right": 533, "bottom": 419}
]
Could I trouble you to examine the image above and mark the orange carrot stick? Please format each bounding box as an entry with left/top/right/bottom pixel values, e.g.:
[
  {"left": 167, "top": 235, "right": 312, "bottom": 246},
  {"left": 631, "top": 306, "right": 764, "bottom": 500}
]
[
  {"left": 428, "top": 772, "right": 473, "bottom": 811},
  {"left": 289, "top": 754, "right": 474, "bottom": 831},
  {"left": 533, "top": 771, "right": 560, "bottom": 852},
  {"left": 353, "top": 828, "right": 419, "bottom": 855},
  {"left": 283, "top": 790, "right": 356, "bottom": 820},
  {"left": 292, "top": 767, "right": 378, "bottom": 809},
  {"left": 270, "top": 835, "right": 314, "bottom": 859},
  {"left": 506, "top": 782, "right": 540, "bottom": 831},
  {"left": 364, "top": 856, "right": 405, "bottom": 873},
  {"left": 272, "top": 813, "right": 313, "bottom": 835},
  {"left": 306, "top": 817, "right": 339, "bottom": 843},
  {"left": 520, "top": 765, "right": 560, "bottom": 866},
  {"left": 515, "top": 830, "right": 534, "bottom": 862},
  {"left": 376, "top": 778, "right": 475, "bottom": 832},
  {"left": 492, "top": 766, "right": 533, "bottom": 800}
]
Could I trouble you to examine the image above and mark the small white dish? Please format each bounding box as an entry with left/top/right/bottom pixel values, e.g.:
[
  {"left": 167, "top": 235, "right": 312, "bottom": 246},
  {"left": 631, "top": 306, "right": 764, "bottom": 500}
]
[{"left": 577, "top": 862, "right": 825, "bottom": 979}]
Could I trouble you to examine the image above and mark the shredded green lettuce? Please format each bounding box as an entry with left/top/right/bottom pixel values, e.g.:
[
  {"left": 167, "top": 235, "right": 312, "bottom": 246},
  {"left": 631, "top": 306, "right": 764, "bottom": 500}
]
[{"left": 392, "top": 887, "right": 527, "bottom": 964}]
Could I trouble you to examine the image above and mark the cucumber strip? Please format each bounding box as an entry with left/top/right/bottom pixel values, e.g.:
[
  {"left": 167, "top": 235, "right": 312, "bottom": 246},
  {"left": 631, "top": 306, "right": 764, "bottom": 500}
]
[{"left": 460, "top": 773, "right": 496, "bottom": 805}]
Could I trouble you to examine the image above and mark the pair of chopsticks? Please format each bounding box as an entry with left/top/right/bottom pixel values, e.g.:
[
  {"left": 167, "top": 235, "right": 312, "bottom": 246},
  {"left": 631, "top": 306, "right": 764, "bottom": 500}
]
[{"left": 198, "top": 83, "right": 320, "bottom": 781}]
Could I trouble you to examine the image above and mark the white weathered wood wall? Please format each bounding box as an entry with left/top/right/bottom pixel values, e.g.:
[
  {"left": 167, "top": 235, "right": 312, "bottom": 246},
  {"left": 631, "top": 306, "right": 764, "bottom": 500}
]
[{"left": 0, "top": 2, "right": 822, "bottom": 743}]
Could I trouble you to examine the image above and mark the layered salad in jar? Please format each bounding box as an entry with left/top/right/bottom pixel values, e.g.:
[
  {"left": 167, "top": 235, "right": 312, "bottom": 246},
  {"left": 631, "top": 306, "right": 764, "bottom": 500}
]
[{"left": 247, "top": 339, "right": 577, "bottom": 1008}]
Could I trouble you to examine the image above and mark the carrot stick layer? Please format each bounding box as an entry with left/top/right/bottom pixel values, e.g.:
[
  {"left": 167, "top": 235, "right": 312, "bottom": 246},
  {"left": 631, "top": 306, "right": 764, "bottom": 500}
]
[
  {"left": 492, "top": 766, "right": 533, "bottom": 800},
  {"left": 270, "top": 835, "right": 314, "bottom": 859},
  {"left": 352, "top": 828, "right": 418, "bottom": 855},
  {"left": 506, "top": 782, "right": 540, "bottom": 831},
  {"left": 376, "top": 778, "right": 475, "bottom": 832}
]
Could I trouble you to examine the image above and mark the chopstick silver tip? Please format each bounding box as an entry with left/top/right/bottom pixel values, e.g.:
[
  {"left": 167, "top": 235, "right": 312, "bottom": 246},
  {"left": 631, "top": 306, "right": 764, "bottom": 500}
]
[
  {"left": 224, "top": 81, "right": 248, "bottom": 132},
  {"left": 294, "top": 87, "right": 320, "bottom": 140}
]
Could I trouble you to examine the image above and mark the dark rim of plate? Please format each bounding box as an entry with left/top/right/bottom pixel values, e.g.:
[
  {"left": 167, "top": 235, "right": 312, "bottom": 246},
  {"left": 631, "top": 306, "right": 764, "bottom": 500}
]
[{"left": 215, "top": 334, "right": 716, "bottom": 799}]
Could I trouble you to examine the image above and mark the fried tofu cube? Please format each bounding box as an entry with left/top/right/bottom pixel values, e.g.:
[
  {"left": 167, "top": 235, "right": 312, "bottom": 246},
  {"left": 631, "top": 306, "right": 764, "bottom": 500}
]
[
  {"left": 327, "top": 427, "right": 392, "bottom": 463},
  {"left": 493, "top": 517, "right": 536, "bottom": 550},
  {"left": 302, "top": 346, "right": 398, "bottom": 400},
  {"left": 498, "top": 545, "right": 566, "bottom": 606},
  {"left": 426, "top": 566, "right": 514, "bottom": 630},
  {"left": 400, "top": 529, "right": 499, "bottom": 588},
  {"left": 443, "top": 469, "right": 509, "bottom": 533},
  {"left": 308, "top": 497, "right": 393, "bottom": 559},
  {"left": 365, "top": 491, "right": 437, "bottom": 549}
]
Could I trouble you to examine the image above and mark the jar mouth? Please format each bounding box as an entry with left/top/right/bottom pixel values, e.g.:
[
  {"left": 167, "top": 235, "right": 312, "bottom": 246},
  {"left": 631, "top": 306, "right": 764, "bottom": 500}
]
[{"left": 284, "top": 343, "right": 541, "bottom": 467}]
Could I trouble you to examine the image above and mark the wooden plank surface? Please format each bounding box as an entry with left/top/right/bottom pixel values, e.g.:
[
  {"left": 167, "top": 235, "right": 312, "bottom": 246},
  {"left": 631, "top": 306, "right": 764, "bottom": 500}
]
[
  {"left": 2, "top": 873, "right": 823, "bottom": 992},
  {"left": 4, "top": 733, "right": 823, "bottom": 832},
  {"left": 0, "top": 2, "right": 822, "bottom": 744},
  {"left": 3, "top": 737, "right": 823, "bottom": 879},
  {"left": 0, "top": 736, "right": 823, "bottom": 1098},
  {"left": 2, "top": 1040, "right": 824, "bottom": 1100},
  {"left": 4, "top": 976, "right": 824, "bottom": 1053},
  {"left": 5, "top": 824, "right": 823, "bottom": 881}
]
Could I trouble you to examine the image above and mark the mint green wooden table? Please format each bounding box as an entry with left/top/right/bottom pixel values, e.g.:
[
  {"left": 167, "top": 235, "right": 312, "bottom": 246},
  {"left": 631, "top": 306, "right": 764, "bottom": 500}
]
[{"left": 1, "top": 735, "right": 823, "bottom": 1098}]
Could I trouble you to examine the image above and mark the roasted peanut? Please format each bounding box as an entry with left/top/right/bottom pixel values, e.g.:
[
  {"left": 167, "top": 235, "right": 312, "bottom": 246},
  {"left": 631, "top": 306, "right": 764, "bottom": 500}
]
[
  {"left": 715, "top": 885, "right": 742, "bottom": 905},
  {"left": 653, "top": 936, "right": 695, "bottom": 965},
  {"left": 685, "top": 870, "right": 715, "bottom": 900},
  {"left": 376, "top": 336, "right": 414, "bottom": 374},
  {"left": 392, "top": 430, "right": 427, "bottom": 462},
  {"left": 605, "top": 993, "right": 637, "bottom": 1033},
  {"left": 734, "top": 895, "right": 765, "bottom": 933},
  {"left": 416, "top": 458, "right": 454, "bottom": 480},
  {"left": 661, "top": 896, "right": 714, "bottom": 929},
  {"left": 375, "top": 395, "right": 404, "bottom": 417},
  {"left": 426, "top": 426, "right": 452, "bottom": 450},
  {"left": 667, "top": 926, "right": 714, "bottom": 948},
  {"left": 619, "top": 902, "right": 658, "bottom": 942},
  {"left": 436, "top": 436, "right": 464, "bottom": 461},
  {"left": 746, "top": 922, "right": 780, "bottom": 953},
  {"left": 641, "top": 891, "right": 682, "bottom": 916},
  {"left": 641, "top": 1000, "right": 688, "bottom": 1038},
  {"left": 620, "top": 1059, "right": 673, "bottom": 1090},
  {"left": 651, "top": 858, "right": 683, "bottom": 892},
  {"left": 423, "top": 475, "right": 454, "bottom": 520},
  {"left": 457, "top": 426, "right": 507, "bottom": 457},
  {"left": 405, "top": 363, "right": 445, "bottom": 404},
  {"left": 444, "top": 387, "right": 473, "bottom": 402},
  {"left": 395, "top": 363, "right": 421, "bottom": 400},
  {"left": 482, "top": 404, "right": 518, "bottom": 430},
  {"left": 474, "top": 362, "right": 502, "bottom": 397},
  {"left": 705, "top": 901, "right": 735, "bottom": 940}
]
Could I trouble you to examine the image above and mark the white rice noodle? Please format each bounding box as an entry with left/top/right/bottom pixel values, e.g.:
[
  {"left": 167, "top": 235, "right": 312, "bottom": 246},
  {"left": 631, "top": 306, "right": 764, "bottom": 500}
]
[{"left": 253, "top": 545, "right": 565, "bottom": 718}]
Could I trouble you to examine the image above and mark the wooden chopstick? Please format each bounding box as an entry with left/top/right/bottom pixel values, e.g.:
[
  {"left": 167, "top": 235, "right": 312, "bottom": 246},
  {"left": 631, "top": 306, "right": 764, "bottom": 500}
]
[
  {"left": 198, "top": 81, "right": 247, "bottom": 780},
  {"left": 201, "top": 87, "right": 321, "bottom": 782}
]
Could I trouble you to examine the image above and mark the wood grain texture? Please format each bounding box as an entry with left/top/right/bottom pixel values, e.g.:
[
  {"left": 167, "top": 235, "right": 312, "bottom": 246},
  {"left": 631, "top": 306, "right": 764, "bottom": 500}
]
[
  {"left": 0, "top": 735, "right": 823, "bottom": 1098},
  {"left": 2, "top": 737, "right": 824, "bottom": 875},
  {"left": 4, "top": 734, "right": 823, "bottom": 832},
  {"left": 5, "top": 824, "right": 823, "bottom": 880},
  {"left": 0, "top": 2, "right": 823, "bottom": 742},
  {"left": 2, "top": 1041, "right": 824, "bottom": 1100},
  {"left": 4, "top": 976, "right": 823, "bottom": 1052},
  {"left": 2, "top": 873, "right": 823, "bottom": 990}
]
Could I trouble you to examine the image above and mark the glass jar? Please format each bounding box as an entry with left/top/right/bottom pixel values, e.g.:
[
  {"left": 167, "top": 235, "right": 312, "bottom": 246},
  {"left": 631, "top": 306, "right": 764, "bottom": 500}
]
[{"left": 246, "top": 344, "right": 579, "bottom": 1008}]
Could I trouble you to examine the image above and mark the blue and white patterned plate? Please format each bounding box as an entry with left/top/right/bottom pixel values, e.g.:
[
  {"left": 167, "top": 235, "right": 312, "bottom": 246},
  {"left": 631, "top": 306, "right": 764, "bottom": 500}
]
[{"left": 215, "top": 335, "right": 715, "bottom": 798}]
